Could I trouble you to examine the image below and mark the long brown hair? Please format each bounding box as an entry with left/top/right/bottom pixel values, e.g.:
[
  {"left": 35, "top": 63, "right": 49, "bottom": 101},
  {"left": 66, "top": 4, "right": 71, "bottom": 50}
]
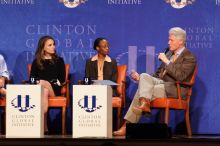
[{"left": 35, "top": 35, "right": 59, "bottom": 70}]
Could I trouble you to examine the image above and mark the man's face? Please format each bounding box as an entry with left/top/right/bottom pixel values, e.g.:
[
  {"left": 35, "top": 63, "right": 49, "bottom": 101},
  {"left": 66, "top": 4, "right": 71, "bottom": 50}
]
[{"left": 168, "top": 35, "right": 183, "bottom": 52}]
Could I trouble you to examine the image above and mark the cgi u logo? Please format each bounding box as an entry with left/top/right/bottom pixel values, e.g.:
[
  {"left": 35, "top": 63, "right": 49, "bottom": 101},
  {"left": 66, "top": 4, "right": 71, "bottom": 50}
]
[
  {"left": 78, "top": 95, "right": 102, "bottom": 112},
  {"left": 165, "top": 0, "right": 195, "bottom": 9},
  {"left": 11, "top": 95, "right": 35, "bottom": 112},
  {"left": 59, "top": 0, "right": 88, "bottom": 8}
]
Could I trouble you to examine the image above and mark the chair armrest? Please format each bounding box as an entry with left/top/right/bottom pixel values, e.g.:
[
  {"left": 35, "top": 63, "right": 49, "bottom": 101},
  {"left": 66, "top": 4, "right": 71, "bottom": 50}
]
[
  {"left": 61, "top": 80, "right": 70, "bottom": 87},
  {"left": 176, "top": 81, "right": 193, "bottom": 86},
  {"left": 118, "top": 80, "right": 126, "bottom": 87},
  {"left": 78, "top": 80, "right": 83, "bottom": 85},
  {"left": 21, "top": 80, "right": 29, "bottom": 84},
  {"left": 117, "top": 80, "right": 126, "bottom": 97},
  {"left": 176, "top": 81, "right": 192, "bottom": 100},
  {"left": 60, "top": 80, "right": 70, "bottom": 107},
  {"left": 60, "top": 80, "right": 69, "bottom": 94},
  {"left": 116, "top": 80, "right": 126, "bottom": 107},
  {"left": 5, "top": 79, "right": 12, "bottom": 84}
]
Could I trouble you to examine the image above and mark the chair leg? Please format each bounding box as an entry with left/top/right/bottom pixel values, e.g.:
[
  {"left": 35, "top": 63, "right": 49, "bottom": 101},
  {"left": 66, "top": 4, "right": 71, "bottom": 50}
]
[
  {"left": 0, "top": 107, "right": 6, "bottom": 135},
  {"left": 116, "top": 107, "right": 122, "bottom": 130},
  {"left": 62, "top": 107, "right": 66, "bottom": 135},
  {"left": 185, "top": 109, "right": 192, "bottom": 136},
  {"left": 3, "top": 107, "right": 6, "bottom": 134},
  {"left": 164, "top": 107, "right": 169, "bottom": 125},
  {"left": 0, "top": 109, "right": 2, "bottom": 134},
  {"left": 159, "top": 109, "right": 165, "bottom": 123}
]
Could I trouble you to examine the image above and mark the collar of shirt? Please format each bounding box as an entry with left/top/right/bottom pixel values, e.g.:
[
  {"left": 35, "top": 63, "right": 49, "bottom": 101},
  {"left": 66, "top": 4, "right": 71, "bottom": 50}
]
[
  {"left": 91, "top": 54, "right": 112, "bottom": 62},
  {"left": 166, "top": 47, "right": 185, "bottom": 65},
  {"left": 175, "top": 47, "right": 185, "bottom": 57}
]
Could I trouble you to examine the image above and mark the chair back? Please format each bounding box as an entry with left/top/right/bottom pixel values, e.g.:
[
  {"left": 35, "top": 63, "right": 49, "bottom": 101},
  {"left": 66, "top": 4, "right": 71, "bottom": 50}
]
[
  {"left": 64, "top": 64, "right": 70, "bottom": 81},
  {"left": 186, "top": 64, "right": 198, "bottom": 101},
  {"left": 189, "top": 64, "right": 198, "bottom": 85},
  {"left": 28, "top": 64, "right": 31, "bottom": 78},
  {"left": 116, "top": 65, "right": 127, "bottom": 107}
]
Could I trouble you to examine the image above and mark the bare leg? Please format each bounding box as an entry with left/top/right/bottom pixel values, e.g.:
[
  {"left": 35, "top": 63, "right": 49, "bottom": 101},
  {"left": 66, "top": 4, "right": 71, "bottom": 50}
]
[
  {"left": 43, "top": 88, "right": 49, "bottom": 132},
  {"left": 38, "top": 80, "right": 55, "bottom": 133},
  {"left": 39, "top": 80, "right": 55, "bottom": 97}
]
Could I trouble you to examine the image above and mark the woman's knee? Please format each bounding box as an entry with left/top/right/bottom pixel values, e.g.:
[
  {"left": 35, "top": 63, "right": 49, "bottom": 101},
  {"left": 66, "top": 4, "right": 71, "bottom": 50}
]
[{"left": 39, "top": 80, "right": 51, "bottom": 87}]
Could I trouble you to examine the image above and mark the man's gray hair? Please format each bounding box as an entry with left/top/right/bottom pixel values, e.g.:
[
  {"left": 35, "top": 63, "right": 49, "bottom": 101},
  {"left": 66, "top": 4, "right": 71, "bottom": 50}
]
[{"left": 169, "top": 27, "right": 186, "bottom": 42}]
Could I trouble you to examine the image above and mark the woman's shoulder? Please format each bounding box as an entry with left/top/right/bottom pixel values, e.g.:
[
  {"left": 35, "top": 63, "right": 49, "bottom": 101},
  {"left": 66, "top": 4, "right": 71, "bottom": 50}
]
[
  {"left": 107, "top": 57, "right": 117, "bottom": 65},
  {"left": 86, "top": 56, "right": 95, "bottom": 63},
  {"left": 56, "top": 56, "right": 64, "bottom": 63},
  {"left": 31, "top": 58, "right": 37, "bottom": 64},
  {"left": 111, "top": 58, "right": 117, "bottom": 63}
]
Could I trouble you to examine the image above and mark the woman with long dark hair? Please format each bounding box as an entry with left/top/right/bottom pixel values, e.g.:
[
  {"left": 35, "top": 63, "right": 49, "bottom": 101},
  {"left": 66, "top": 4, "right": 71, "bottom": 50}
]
[{"left": 30, "top": 35, "right": 66, "bottom": 133}]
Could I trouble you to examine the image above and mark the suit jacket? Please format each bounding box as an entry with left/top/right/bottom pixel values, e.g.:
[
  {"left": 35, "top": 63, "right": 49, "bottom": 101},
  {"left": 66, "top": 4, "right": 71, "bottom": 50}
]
[
  {"left": 85, "top": 55, "right": 118, "bottom": 96},
  {"left": 85, "top": 56, "right": 118, "bottom": 82},
  {"left": 153, "top": 48, "right": 196, "bottom": 98}
]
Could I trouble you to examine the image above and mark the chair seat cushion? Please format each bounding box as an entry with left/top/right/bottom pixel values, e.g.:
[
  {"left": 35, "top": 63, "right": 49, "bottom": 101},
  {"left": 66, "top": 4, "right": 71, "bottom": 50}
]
[
  {"left": 48, "top": 96, "right": 67, "bottom": 107},
  {"left": 150, "top": 98, "right": 187, "bottom": 110},
  {"left": 61, "top": 87, "right": 66, "bottom": 95}
]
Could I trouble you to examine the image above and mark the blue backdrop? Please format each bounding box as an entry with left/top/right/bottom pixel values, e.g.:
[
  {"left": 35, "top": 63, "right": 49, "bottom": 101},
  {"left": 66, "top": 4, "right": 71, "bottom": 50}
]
[{"left": 0, "top": 0, "right": 220, "bottom": 134}]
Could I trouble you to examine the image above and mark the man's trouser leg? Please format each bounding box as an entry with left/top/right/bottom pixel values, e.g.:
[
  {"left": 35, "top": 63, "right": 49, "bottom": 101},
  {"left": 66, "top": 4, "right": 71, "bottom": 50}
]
[{"left": 124, "top": 73, "right": 166, "bottom": 123}]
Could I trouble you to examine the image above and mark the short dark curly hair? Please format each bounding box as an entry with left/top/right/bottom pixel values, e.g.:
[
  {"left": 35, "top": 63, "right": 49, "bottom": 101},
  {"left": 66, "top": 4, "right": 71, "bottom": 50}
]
[{"left": 93, "top": 37, "right": 106, "bottom": 50}]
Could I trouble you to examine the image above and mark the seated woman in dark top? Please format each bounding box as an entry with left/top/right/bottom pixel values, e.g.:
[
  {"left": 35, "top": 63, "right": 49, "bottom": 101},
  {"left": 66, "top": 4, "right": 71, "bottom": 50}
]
[
  {"left": 85, "top": 37, "right": 118, "bottom": 95},
  {"left": 30, "top": 35, "right": 66, "bottom": 133}
]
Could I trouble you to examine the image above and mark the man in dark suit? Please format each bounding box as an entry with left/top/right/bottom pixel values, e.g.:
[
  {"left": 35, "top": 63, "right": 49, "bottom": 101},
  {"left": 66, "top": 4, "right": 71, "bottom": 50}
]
[{"left": 113, "top": 27, "right": 197, "bottom": 136}]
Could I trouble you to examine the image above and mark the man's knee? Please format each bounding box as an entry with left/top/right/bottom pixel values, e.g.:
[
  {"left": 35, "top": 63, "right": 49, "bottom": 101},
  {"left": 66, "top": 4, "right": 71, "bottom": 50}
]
[{"left": 139, "top": 73, "right": 152, "bottom": 80}]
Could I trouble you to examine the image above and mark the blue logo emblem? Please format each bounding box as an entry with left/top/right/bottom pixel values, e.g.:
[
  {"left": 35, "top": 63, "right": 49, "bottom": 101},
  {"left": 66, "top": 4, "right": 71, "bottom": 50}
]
[
  {"left": 11, "top": 95, "right": 35, "bottom": 112},
  {"left": 78, "top": 95, "right": 102, "bottom": 112}
]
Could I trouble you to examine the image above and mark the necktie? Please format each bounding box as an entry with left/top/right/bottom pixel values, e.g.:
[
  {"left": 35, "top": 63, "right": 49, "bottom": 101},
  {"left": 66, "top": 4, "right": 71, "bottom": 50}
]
[{"left": 172, "top": 53, "right": 177, "bottom": 63}]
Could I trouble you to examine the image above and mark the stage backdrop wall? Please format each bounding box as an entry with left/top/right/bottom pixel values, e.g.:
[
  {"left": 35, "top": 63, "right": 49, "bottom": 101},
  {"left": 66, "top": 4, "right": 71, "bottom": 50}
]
[{"left": 0, "top": 0, "right": 220, "bottom": 134}]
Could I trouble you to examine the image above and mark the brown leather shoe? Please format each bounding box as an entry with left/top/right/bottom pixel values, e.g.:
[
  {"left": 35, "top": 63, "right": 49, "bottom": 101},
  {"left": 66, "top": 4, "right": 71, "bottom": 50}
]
[
  {"left": 113, "top": 122, "right": 126, "bottom": 136},
  {"left": 132, "top": 97, "right": 151, "bottom": 115}
]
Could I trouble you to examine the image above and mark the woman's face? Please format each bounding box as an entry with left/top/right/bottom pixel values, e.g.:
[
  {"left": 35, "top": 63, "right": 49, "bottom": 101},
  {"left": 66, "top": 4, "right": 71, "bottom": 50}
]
[
  {"left": 43, "top": 39, "right": 55, "bottom": 55},
  {"left": 96, "top": 39, "right": 109, "bottom": 56}
]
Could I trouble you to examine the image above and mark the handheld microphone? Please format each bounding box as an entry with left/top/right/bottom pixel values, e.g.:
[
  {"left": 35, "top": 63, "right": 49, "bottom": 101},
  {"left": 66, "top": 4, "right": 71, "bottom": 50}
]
[
  {"left": 164, "top": 47, "right": 169, "bottom": 54},
  {"left": 83, "top": 77, "right": 93, "bottom": 85},
  {"left": 159, "top": 47, "right": 170, "bottom": 77},
  {"left": 159, "top": 47, "right": 169, "bottom": 61},
  {"left": 29, "top": 77, "right": 39, "bottom": 84}
]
